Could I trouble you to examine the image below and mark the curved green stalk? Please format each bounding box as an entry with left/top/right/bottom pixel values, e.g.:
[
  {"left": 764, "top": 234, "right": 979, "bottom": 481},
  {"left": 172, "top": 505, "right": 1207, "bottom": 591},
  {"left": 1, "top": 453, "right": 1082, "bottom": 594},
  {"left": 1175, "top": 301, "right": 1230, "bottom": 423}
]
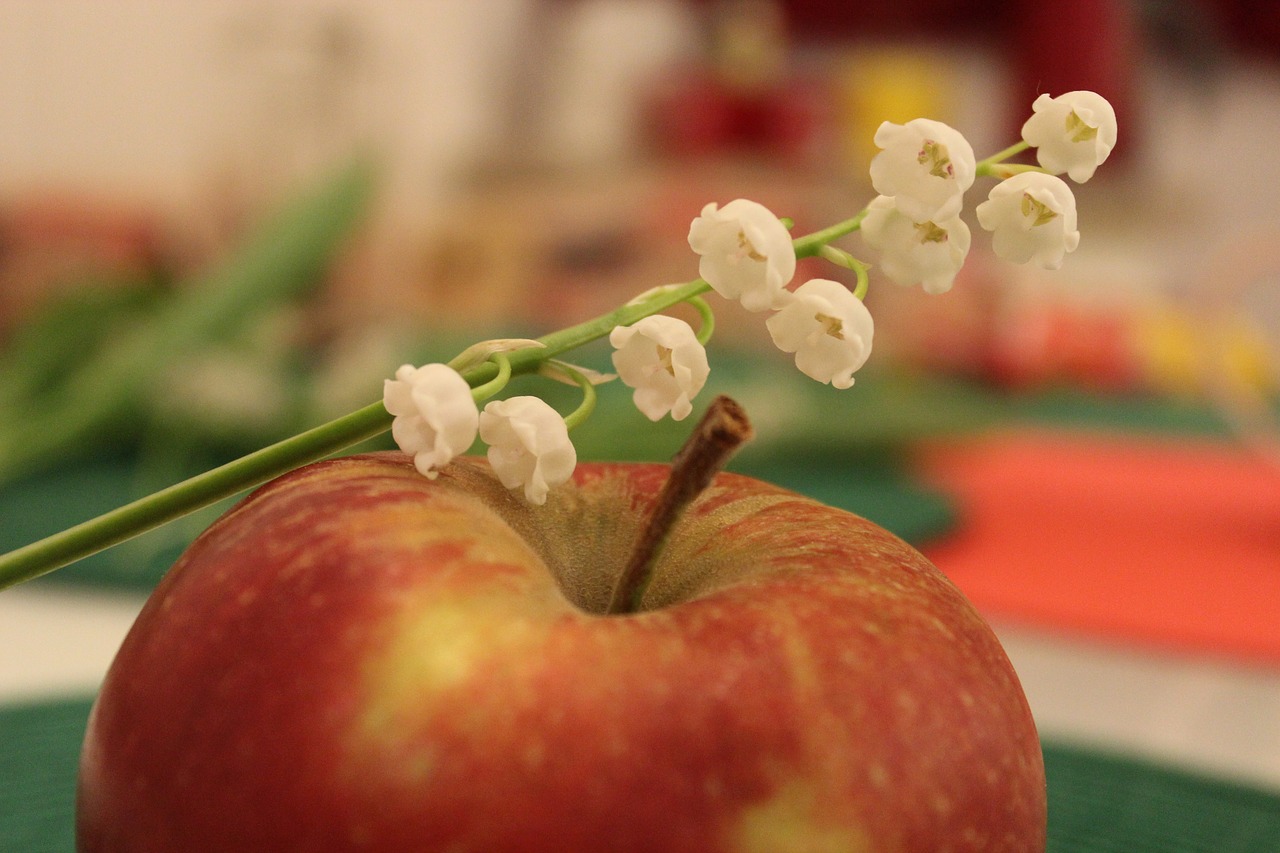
[
  {"left": 550, "top": 361, "right": 598, "bottom": 431},
  {"left": 688, "top": 296, "right": 716, "bottom": 346},
  {"left": 469, "top": 354, "right": 513, "bottom": 402},
  {"left": 850, "top": 258, "right": 871, "bottom": 301}
]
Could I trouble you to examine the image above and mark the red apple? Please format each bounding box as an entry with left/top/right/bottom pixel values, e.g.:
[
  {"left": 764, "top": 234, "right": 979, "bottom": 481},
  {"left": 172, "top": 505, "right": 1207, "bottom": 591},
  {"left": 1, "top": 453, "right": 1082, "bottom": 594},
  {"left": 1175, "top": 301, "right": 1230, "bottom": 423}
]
[{"left": 77, "top": 452, "right": 1045, "bottom": 852}]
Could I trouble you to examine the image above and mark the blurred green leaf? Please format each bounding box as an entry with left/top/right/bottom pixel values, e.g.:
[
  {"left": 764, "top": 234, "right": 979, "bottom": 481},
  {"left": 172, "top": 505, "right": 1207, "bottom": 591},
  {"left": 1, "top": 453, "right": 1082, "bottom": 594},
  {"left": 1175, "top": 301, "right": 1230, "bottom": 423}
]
[{"left": 0, "top": 159, "right": 376, "bottom": 485}]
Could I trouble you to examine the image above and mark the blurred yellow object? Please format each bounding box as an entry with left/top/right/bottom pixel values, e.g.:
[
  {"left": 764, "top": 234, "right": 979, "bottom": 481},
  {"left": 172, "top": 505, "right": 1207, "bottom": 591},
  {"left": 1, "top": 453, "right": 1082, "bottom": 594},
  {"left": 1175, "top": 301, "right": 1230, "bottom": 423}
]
[
  {"left": 835, "top": 47, "right": 950, "bottom": 172},
  {"left": 1136, "top": 307, "right": 1277, "bottom": 398},
  {"left": 1134, "top": 308, "right": 1205, "bottom": 396},
  {"left": 1216, "top": 315, "right": 1279, "bottom": 398}
]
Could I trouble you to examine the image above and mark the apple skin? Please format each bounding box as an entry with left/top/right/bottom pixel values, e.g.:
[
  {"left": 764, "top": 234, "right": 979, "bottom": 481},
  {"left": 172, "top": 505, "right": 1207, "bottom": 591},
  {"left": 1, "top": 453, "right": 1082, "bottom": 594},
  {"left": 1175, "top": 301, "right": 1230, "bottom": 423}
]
[{"left": 77, "top": 452, "right": 1045, "bottom": 852}]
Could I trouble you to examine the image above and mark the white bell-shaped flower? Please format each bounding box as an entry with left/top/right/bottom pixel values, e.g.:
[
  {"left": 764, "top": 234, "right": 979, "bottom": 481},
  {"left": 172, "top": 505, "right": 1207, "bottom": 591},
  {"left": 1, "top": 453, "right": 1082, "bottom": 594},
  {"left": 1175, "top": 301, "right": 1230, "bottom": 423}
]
[
  {"left": 610, "top": 315, "right": 710, "bottom": 421},
  {"left": 860, "top": 194, "right": 971, "bottom": 295},
  {"left": 1021, "top": 90, "right": 1117, "bottom": 183},
  {"left": 869, "top": 118, "right": 976, "bottom": 223},
  {"left": 383, "top": 363, "right": 479, "bottom": 479},
  {"left": 765, "top": 279, "right": 874, "bottom": 389},
  {"left": 975, "top": 172, "right": 1080, "bottom": 269},
  {"left": 688, "top": 199, "right": 796, "bottom": 312},
  {"left": 479, "top": 396, "right": 576, "bottom": 505}
]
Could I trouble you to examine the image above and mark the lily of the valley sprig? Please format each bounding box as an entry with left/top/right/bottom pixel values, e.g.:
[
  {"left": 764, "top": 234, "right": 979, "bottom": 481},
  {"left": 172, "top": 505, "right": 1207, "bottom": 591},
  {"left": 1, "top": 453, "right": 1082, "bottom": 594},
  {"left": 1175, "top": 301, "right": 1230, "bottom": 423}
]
[
  {"left": 0, "top": 90, "right": 1117, "bottom": 587},
  {"left": 385, "top": 89, "right": 1118, "bottom": 505}
]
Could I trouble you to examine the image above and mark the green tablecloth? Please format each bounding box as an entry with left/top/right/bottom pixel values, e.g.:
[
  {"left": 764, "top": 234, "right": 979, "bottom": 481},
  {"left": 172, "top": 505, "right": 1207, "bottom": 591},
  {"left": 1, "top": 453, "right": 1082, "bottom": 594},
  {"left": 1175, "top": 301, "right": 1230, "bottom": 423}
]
[{"left": 4, "top": 697, "right": 1279, "bottom": 853}]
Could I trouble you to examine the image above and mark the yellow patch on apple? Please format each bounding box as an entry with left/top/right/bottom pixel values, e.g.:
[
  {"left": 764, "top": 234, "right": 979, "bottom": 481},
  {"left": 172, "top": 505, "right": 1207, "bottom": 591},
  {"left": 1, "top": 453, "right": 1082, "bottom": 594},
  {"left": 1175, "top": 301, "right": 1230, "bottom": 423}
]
[{"left": 730, "top": 779, "right": 871, "bottom": 853}]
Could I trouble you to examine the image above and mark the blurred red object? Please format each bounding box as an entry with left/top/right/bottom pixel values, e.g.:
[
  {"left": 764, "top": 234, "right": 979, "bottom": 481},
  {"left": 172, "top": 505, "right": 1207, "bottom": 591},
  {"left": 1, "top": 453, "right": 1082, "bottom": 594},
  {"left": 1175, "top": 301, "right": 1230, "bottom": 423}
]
[
  {"left": 0, "top": 196, "right": 168, "bottom": 333},
  {"left": 1006, "top": 0, "right": 1138, "bottom": 168},
  {"left": 642, "top": 0, "right": 833, "bottom": 163},
  {"left": 983, "top": 302, "right": 1144, "bottom": 393},
  {"left": 643, "top": 70, "right": 831, "bottom": 162}
]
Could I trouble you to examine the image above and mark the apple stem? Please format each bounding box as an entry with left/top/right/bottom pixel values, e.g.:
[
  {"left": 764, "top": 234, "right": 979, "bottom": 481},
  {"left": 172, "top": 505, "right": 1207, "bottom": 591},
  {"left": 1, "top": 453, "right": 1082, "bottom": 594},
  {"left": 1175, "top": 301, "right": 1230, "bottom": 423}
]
[{"left": 606, "top": 395, "right": 754, "bottom": 615}]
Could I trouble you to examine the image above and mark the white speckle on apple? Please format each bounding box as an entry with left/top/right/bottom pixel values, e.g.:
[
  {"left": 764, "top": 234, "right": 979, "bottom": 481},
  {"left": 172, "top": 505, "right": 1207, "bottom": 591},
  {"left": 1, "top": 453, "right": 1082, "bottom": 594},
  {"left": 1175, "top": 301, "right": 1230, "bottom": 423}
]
[{"left": 868, "top": 763, "right": 890, "bottom": 790}]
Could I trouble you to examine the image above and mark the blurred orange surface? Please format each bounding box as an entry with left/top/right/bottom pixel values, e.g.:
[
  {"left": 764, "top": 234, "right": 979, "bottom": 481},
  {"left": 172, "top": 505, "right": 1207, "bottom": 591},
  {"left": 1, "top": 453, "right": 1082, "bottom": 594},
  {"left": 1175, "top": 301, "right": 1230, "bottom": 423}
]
[{"left": 919, "top": 430, "right": 1280, "bottom": 665}]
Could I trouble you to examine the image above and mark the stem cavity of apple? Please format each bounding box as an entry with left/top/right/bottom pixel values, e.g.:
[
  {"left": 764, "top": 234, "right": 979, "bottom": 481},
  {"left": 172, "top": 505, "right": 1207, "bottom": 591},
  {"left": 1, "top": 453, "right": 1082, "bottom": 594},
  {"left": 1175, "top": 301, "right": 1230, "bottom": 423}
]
[{"left": 606, "top": 395, "right": 754, "bottom": 616}]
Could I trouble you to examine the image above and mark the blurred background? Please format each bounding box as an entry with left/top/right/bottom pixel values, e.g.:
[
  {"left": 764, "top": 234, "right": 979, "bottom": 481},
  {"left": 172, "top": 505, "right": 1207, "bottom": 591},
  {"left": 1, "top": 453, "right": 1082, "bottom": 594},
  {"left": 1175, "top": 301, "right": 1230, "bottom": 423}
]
[{"left": 2, "top": 1, "right": 1279, "bottom": 849}]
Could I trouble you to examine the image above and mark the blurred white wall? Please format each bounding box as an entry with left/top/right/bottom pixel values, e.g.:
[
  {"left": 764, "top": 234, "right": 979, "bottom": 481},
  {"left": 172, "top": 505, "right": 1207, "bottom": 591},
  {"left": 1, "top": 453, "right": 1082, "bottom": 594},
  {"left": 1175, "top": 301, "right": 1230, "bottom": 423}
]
[
  {"left": 0, "top": 0, "right": 704, "bottom": 231},
  {"left": 6, "top": 0, "right": 1280, "bottom": 317},
  {"left": 0, "top": 0, "right": 537, "bottom": 228}
]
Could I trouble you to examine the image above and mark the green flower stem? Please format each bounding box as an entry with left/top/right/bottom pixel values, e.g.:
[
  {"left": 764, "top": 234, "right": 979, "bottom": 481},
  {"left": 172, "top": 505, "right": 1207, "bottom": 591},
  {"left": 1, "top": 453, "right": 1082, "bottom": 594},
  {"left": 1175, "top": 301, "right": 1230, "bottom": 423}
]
[
  {"left": 791, "top": 211, "right": 868, "bottom": 259},
  {"left": 985, "top": 163, "right": 1050, "bottom": 179},
  {"left": 689, "top": 296, "right": 716, "bottom": 346},
  {"left": 0, "top": 218, "right": 870, "bottom": 591},
  {"left": 551, "top": 361, "right": 598, "bottom": 431},
  {"left": 469, "top": 353, "right": 513, "bottom": 402},
  {"left": 976, "top": 140, "right": 1032, "bottom": 176},
  {"left": 0, "top": 400, "right": 392, "bottom": 590},
  {"left": 813, "top": 236, "right": 871, "bottom": 299},
  {"left": 850, "top": 258, "right": 871, "bottom": 301},
  {"left": 535, "top": 280, "right": 709, "bottom": 362}
]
